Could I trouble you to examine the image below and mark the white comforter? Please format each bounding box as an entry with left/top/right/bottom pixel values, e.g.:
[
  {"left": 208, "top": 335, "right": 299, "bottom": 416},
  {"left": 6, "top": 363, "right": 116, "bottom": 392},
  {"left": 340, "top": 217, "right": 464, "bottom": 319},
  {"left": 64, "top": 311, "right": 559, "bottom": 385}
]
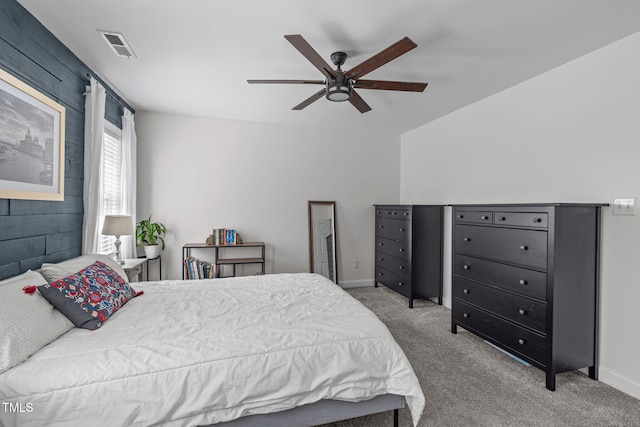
[{"left": 0, "top": 273, "right": 425, "bottom": 426}]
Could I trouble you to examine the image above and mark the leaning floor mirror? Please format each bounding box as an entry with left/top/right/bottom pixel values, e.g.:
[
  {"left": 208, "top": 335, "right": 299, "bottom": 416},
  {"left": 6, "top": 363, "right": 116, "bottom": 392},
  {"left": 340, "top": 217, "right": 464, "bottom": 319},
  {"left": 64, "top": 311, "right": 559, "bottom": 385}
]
[{"left": 308, "top": 201, "right": 338, "bottom": 283}]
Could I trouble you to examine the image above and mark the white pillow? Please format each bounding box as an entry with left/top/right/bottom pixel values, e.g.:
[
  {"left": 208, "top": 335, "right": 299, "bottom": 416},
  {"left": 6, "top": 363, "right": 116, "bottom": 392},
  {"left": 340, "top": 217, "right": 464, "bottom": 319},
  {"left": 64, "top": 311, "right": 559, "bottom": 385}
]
[
  {"left": 0, "top": 270, "right": 74, "bottom": 374},
  {"left": 40, "top": 254, "right": 128, "bottom": 284}
]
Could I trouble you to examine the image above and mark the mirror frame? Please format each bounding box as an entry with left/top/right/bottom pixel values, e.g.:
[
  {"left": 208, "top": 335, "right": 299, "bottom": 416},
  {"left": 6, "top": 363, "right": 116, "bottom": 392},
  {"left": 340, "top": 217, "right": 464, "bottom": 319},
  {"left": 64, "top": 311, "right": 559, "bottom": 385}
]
[{"left": 308, "top": 200, "right": 338, "bottom": 283}]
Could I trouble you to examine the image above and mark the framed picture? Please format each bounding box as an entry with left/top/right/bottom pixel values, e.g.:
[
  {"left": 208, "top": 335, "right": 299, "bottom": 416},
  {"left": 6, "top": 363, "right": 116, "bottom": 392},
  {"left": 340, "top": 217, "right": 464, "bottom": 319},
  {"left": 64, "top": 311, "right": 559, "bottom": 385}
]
[{"left": 0, "top": 67, "right": 65, "bottom": 201}]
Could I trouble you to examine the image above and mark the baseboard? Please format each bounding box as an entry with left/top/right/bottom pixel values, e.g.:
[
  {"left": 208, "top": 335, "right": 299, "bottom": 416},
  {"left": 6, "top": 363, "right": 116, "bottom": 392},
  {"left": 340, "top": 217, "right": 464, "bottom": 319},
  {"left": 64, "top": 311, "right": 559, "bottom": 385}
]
[
  {"left": 599, "top": 367, "right": 640, "bottom": 400},
  {"left": 442, "top": 296, "right": 452, "bottom": 309},
  {"left": 339, "top": 279, "right": 375, "bottom": 289}
]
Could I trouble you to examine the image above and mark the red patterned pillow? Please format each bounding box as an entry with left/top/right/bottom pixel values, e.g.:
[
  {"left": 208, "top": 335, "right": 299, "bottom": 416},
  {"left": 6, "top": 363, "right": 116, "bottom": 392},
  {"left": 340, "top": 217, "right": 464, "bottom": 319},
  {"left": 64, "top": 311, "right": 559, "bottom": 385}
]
[{"left": 37, "top": 261, "right": 142, "bottom": 330}]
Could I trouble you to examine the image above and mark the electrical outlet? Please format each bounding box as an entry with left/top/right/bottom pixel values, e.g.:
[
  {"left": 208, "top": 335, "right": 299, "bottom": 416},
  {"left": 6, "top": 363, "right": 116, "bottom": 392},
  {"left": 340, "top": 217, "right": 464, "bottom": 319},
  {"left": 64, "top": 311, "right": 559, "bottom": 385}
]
[
  {"left": 613, "top": 198, "right": 636, "bottom": 216},
  {"left": 353, "top": 259, "right": 359, "bottom": 269}
]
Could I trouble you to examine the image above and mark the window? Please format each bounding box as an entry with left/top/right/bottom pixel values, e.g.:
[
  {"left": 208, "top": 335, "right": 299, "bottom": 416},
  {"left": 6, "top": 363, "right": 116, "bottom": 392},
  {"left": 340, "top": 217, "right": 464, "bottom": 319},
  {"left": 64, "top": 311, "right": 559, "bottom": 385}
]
[{"left": 98, "top": 122, "right": 123, "bottom": 255}]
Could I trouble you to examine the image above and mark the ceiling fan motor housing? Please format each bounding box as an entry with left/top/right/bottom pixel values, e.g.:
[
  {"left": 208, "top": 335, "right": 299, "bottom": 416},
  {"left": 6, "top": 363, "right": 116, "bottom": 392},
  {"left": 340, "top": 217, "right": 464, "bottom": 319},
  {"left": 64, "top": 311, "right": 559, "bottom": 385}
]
[{"left": 326, "top": 51, "right": 352, "bottom": 101}]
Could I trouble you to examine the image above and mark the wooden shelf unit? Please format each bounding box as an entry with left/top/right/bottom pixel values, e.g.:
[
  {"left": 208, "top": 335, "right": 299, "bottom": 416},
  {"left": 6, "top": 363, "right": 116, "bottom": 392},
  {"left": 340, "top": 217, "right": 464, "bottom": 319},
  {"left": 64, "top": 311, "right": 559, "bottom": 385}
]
[{"left": 182, "top": 242, "right": 265, "bottom": 279}]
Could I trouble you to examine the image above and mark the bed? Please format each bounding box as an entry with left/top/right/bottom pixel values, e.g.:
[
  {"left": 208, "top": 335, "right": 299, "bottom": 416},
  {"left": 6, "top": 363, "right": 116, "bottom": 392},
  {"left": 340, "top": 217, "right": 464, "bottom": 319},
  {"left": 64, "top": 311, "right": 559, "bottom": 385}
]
[{"left": 0, "top": 255, "right": 425, "bottom": 427}]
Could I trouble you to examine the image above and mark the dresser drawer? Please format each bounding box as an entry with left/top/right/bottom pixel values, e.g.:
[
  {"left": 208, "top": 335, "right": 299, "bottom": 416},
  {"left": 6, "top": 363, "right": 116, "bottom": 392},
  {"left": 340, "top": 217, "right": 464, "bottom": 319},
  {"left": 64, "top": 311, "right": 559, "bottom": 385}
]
[
  {"left": 453, "top": 255, "right": 547, "bottom": 301},
  {"left": 376, "top": 253, "right": 411, "bottom": 278},
  {"left": 375, "top": 237, "right": 409, "bottom": 260},
  {"left": 494, "top": 212, "right": 548, "bottom": 229},
  {"left": 454, "top": 277, "right": 547, "bottom": 333},
  {"left": 454, "top": 210, "right": 493, "bottom": 224},
  {"left": 375, "top": 207, "right": 411, "bottom": 220},
  {"left": 375, "top": 268, "right": 410, "bottom": 297},
  {"left": 375, "top": 217, "right": 410, "bottom": 242},
  {"left": 454, "top": 225, "right": 547, "bottom": 269},
  {"left": 453, "top": 300, "right": 546, "bottom": 365}
]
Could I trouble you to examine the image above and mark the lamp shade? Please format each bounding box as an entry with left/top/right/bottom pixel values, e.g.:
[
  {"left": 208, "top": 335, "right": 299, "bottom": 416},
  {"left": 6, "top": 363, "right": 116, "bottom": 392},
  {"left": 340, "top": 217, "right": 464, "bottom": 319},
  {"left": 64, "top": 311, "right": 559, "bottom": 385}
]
[{"left": 101, "top": 215, "right": 133, "bottom": 236}]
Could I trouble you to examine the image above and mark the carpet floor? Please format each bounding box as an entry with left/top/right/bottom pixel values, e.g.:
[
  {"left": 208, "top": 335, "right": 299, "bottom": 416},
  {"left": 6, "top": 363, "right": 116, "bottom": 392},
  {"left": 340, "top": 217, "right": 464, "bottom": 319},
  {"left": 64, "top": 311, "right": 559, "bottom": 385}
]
[{"left": 319, "top": 286, "right": 640, "bottom": 427}]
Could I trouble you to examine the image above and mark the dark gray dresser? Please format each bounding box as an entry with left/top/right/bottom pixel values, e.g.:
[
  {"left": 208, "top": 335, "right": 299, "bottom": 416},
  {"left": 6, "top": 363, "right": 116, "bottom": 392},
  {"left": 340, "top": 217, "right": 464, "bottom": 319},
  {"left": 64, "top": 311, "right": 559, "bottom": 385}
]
[
  {"left": 374, "top": 205, "right": 444, "bottom": 308},
  {"left": 451, "top": 203, "right": 605, "bottom": 391}
]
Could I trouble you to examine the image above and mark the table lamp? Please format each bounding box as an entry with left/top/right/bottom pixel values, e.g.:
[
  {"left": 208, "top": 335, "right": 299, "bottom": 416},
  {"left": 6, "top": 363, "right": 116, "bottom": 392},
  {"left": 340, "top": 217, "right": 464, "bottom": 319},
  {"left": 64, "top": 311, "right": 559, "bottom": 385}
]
[{"left": 101, "top": 215, "right": 133, "bottom": 264}]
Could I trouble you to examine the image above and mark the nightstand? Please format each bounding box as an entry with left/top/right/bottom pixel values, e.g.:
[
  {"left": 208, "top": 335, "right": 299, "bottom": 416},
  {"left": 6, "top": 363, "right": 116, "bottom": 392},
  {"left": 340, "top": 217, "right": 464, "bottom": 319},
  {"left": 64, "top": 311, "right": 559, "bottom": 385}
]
[
  {"left": 122, "top": 258, "right": 146, "bottom": 282},
  {"left": 143, "top": 255, "right": 162, "bottom": 281}
]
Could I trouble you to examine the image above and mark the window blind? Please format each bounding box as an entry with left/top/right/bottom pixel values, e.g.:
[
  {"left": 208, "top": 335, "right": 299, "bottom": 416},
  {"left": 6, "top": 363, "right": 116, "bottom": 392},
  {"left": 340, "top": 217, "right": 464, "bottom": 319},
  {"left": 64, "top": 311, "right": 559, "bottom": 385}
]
[{"left": 98, "top": 124, "right": 123, "bottom": 255}]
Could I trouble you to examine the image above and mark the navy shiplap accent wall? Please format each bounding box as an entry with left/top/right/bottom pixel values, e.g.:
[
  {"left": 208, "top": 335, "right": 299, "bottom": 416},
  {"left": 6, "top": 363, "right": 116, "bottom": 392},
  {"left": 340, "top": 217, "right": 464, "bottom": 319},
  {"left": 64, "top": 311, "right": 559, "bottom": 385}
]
[{"left": 0, "top": 0, "right": 133, "bottom": 280}]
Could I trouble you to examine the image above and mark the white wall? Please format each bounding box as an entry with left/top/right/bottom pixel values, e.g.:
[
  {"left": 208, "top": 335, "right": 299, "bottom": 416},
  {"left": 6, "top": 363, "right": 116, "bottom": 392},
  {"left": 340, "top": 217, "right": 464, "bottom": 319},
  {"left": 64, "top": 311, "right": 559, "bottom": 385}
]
[
  {"left": 401, "top": 32, "right": 640, "bottom": 398},
  {"left": 136, "top": 112, "right": 400, "bottom": 285}
]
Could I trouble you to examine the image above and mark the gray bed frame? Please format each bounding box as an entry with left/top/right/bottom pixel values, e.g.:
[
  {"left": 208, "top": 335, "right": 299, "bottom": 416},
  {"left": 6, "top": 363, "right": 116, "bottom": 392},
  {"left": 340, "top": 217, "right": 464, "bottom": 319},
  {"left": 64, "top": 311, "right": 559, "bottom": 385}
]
[{"left": 209, "top": 394, "right": 405, "bottom": 427}]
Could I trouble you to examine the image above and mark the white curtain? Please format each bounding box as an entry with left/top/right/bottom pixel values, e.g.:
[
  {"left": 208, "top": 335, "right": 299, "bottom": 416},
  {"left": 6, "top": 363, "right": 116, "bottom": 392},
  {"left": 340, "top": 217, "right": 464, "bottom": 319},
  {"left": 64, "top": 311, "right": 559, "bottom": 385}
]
[
  {"left": 81, "top": 76, "right": 106, "bottom": 254},
  {"left": 120, "top": 109, "right": 137, "bottom": 259}
]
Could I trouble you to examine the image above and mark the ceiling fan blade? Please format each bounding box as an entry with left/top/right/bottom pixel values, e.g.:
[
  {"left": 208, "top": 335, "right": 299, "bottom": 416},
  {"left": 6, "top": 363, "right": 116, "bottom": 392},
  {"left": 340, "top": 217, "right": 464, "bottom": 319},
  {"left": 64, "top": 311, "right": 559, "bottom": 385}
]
[
  {"left": 349, "top": 90, "right": 372, "bottom": 113},
  {"left": 346, "top": 37, "right": 417, "bottom": 79},
  {"left": 284, "top": 35, "right": 338, "bottom": 80},
  {"left": 292, "top": 88, "right": 326, "bottom": 110},
  {"left": 248, "top": 79, "right": 325, "bottom": 85},
  {"left": 354, "top": 80, "right": 428, "bottom": 92}
]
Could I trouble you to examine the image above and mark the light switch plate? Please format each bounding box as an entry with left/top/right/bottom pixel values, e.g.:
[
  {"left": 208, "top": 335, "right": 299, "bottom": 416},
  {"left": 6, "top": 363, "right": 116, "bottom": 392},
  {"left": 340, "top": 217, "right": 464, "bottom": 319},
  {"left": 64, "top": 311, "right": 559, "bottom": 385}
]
[{"left": 613, "top": 198, "right": 636, "bottom": 216}]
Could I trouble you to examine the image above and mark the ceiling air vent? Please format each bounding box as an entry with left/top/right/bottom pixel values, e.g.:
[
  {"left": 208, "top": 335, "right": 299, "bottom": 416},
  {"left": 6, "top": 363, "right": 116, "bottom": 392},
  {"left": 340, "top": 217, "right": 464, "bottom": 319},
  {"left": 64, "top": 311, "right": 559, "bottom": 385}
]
[{"left": 98, "top": 30, "right": 137, "bottom": 59}]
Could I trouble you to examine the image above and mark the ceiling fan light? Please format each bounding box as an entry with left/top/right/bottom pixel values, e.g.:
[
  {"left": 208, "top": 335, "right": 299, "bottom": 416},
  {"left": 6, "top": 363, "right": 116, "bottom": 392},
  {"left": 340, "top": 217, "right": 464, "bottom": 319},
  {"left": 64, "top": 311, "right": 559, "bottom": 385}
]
[{"left": 326, "top": 82, "right": 351, "bottom": 102}]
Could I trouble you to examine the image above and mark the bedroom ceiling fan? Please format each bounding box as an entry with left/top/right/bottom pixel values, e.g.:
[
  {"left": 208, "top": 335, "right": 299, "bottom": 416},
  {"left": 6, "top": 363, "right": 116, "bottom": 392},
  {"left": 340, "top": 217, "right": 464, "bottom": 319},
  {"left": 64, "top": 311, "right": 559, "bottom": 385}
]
[{"left": 247, "top": 34, "right": 428, "bottom": 113}]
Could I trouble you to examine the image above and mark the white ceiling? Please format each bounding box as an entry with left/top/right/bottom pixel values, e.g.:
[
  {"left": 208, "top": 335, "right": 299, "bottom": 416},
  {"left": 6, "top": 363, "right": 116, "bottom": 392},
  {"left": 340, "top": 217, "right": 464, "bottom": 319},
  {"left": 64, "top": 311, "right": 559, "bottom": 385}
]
[{"left": 17, "top": 0, "right": 640, "bottom": 134}]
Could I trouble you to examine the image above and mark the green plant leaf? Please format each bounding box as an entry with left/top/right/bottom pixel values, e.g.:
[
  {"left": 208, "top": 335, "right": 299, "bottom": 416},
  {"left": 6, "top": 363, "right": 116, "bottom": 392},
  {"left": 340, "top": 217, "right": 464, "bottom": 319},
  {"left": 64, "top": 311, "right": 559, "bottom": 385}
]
[{"left": 135, "top": 215, "right": 167, "bottom": 249}]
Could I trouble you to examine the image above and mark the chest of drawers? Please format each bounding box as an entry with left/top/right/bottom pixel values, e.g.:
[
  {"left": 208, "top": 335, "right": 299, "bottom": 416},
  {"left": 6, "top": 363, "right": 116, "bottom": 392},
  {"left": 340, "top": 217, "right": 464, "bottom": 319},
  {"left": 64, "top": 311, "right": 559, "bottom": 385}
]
[
  {"left": 374, "top": 205, "right": 444, "bottom": 308},
  {"left": 451, "top": 204, "right": 605, "bottom": 391}
]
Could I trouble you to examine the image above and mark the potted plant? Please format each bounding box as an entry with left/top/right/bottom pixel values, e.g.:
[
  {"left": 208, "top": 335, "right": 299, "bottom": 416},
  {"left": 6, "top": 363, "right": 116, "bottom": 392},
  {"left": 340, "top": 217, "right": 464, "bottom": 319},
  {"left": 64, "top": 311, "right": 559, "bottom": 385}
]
[{"left": 135, "top": 215, "right": 167, "bottom": 259}]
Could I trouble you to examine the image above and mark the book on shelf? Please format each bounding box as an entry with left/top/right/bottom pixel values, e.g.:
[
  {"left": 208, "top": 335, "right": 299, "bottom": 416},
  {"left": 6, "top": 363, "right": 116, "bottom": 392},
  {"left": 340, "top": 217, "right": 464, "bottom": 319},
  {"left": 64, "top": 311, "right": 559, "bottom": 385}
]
[
  {"left": 226, "top": 229, "right": 237, "bottom": 245},
  {"left": 184, "top": 256, "right": 219, "bottom": 280},
  {"left": 212, "top": 228, "right": 239, "bottom": 245}
]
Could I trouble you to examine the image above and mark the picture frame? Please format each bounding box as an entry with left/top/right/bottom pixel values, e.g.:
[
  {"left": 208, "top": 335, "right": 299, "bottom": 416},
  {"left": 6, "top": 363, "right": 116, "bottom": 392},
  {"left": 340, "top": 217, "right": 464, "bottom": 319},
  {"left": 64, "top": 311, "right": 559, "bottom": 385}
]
[{"left": 0, "top": 67, "right": 65, "bottom": 201}]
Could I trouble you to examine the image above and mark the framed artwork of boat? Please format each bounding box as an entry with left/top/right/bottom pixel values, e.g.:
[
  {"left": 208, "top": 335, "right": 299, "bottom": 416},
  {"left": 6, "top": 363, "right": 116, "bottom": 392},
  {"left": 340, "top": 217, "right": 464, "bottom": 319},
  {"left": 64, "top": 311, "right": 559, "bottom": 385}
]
[{"left": 0, "top": 67, "right": 65, "bottom": 201}]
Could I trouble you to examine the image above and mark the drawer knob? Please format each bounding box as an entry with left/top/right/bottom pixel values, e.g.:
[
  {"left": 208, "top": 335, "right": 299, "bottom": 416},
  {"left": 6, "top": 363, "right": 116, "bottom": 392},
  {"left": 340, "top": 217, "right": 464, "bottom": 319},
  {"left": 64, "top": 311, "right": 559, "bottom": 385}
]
[
  {"left": 399, "top": 228, "right": 405, "bottom": 232},
  {"left": 403, "top": 212, "right": 409, "bottom": 216},
  {"left": 519, "top": 279, "right": 528, "bottom": 285},
  {"left": 378, "top": 272, "right": 383, "bottom": 276},
  {"left": 463, "top": 313, "right": 470, "bottom": 318},
  {"left": 463, "top": 265, "right": 470, "bottom": 270},
  {"left": 518, "top": 338, "right": 526, "bottom": 346},
  {"left": 499, "top": 216, "right": 506, "bottom": 221},
  {"left": 378, "top": 258, "right": 384, "bottom": 261},
  {"left": 533, "top": 218, "right": 542, "bottom": 223},
  {"left": 520, "top": 245, "right": 528, "bottom": 251},
  {"left": 464, "top": 237, "right": 471, "bottom": 242},
  {"left": 458, "top": 214, "right": 464, "bottom": 219},
  {"left": 518, "top": 309, "right": 527, "bottom": 316},
  {"left": 481, "top": 215, "right": 488, "bottom": 220},
  {"left": 393, "top": 212, "right": 397, "bottom": 215},
  {"left": 398, "top": 266, "right": 404, "bottom": 270},
  {"left": 378, "top": 242, "right": 384, "bottom": 246},
  {"left": 378, "top": 225, "right": 384, "bottom": 228},
  {"left": 463, "top": 289, "right": 470, "bottom": 294},
  {"left": 398, "top": 282, "right": 404, "bottom": 286},
  {"left": 386, "top": 211, "right": 391, "bottom": 215},
  {"left": 399, "top": 248, "right": 405, "bottom": 252}
]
